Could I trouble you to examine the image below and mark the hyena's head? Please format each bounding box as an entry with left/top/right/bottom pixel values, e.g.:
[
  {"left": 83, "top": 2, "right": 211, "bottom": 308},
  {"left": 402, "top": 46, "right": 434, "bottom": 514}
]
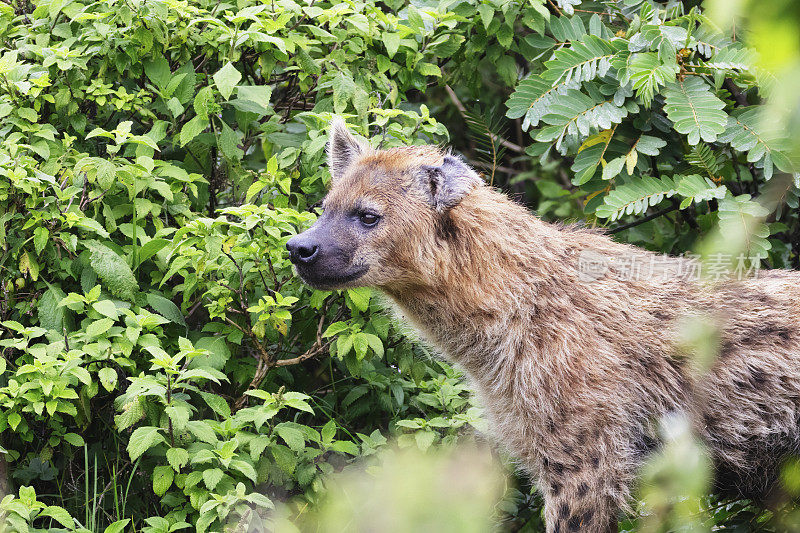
[{"left": 286, "top": 118, "right": 483, "bottom": 291}]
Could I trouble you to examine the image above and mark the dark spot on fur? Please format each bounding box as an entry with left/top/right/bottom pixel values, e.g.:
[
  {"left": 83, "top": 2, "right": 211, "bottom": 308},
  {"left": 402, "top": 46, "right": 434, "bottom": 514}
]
[
  {"left": 719, "top": 339, "right": 736, "bottom": 360},
  {"left": 759, "top": 323, "right": 793, "bottom": 344},
  {"left": 567, "top": 515, "right": 582, "bottom": 531},
  {"left": 554, "top": 523, "right": 561, "bottom": 533},
  {"left": 551, "top": 482, "right": 561, "bottom": 496},
  {"left": 435, "top": 212, "right": 458, "bottom": 241},
  {"left": 582, "top": 510, "right": 594, "bottom": 525},
  {"left": 748, "top": 367, "right": 767, "bottom": 388},
  {"left": 590, "top": 455, "right": 600, "bottom": 469},
  {"left": 559, "top": 503, "right": 570, "bottom": 519},
  {"left": 577, "top": 482, "right": 589, "bottom": 497}
]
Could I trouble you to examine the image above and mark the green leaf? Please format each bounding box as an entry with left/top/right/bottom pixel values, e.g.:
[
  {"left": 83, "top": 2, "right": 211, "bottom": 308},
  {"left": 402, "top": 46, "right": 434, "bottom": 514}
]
[
  {"left": 601, "top": 156, "right": 626, "bottom": 181},
  {"left": 33, "top": 227, "right": 49, "bottom": 255},
  {"left": 127, "top": 426, "right": 165, "bottom": 460},
  {"left": 180, "top": 115, "right": 208, "bottom": 147},
  {"left": 663, "top": 77, "right": 727, "bottom": 145},
  {"left": 144, "top": 57, "right": 171, "bottom": 90},
  {"left": 62, "top": 432, "right": 84, "bottom": 446},
  {"left": 321, "top": 420, "right": 336, "bottom": 444},
  {"left": 237, "top": 85, "right": 272, "bottom": 109},
  {"left": 193, "top": 86, "right": 215, "bottom": 120},
  {"left": 506, "top": 76, "right": 568, "bottom": 129},
  {"left": 0, "top": 50, "right": 18, "bottom": 75},
  {"left": 136, "top": 238, "right": 170, "bottom": 266},
  {"left": 98, "top": 367, "right": 118, "bottom": 391},
  {"left": 189, "top": 336, "right": 230, "bottom": 371},
  {"left": 477, "top": 4, "right": 494, "bottom": 30},
  {"left": 363, "top": 333, "right": 384, "bottom": 358},
  {"left": 104, "top": 520, "right": 131, "bottom": 533},
  {"left": 202, "top": 468, "right": 224, "bottom": 490},
  {"left": 417, "top": 63, "right": 441, "bottom": 77},
  {"left": 95, "top": 159, "right": 116, "bottom": 189},
  {"left": 152, "top": 465, "right": 174, "bottom": 496},
  {"left": 336, "top": 334, "right": 354, "bottom": 358},
  {"left": 383, "top": 33, "right": 401, "bottom": 58},
  {"left": 634, "top": 135, "right": 667, "bottom": 156},
  {"left": 19, "top": 250, "right": 39, "bottom": 281},
  {"left": 166, "top": 447, "right": 189, "bottom": 471},
  {"left": 275, "top": 424, "right": 305, "bottom": 451},
  {"left": 332, "top": 71, "right": 355, "bottom": 113},
  {"left": 322, "top": 321, "right": 350, "bottom": 338},
  {"left": 146, "top": 293, "right": 185, "bottom": 327},
  {"left": 415, "top": 430, "right": 436, "bottom": 451},
  {"left": 85, "top": 241, "right": 138, "bottom": 302},
  {"left": 200, "top": 391, "right": 231, "bottom": 419},
  {"left": 230, "top": 460, "right": 257, "bottom": 482},
  {"left": 218, "top": 120, "right": 243, "bottom": 161},
  {"left": 38, "top": 286, "right": 67, "bottom": 333},
  {"left": 330, "top": 440, "right": 359, "bottom": 455},
  {"left": 346, "top": 287, "right": 371, "bottom": 312},
  {"left": 676, "top": 174, "right": 727, "bottom": 207},
  {"left": 187, "top": 420, "right": 217, "bottom": 444},
  {"left": 92, "top": 299, "right": 118, "bottom": 320},
  {"left": 703, "top": 46, "right": 755, "bottom": 72},
  {"left": 8, "top": 412, "right": 21, "bottom": 430},
  {"left": 353, "top": 332, "right": 368, "bottom": 360},
  {"left": 213, "top": 63, "right": 242, "bottom": 100},
  {"left": 40, "top": 506, "right": 74, "bottom": 528},
  {"left": 86, "top": 317, "right": 114, "bottom": 338}
]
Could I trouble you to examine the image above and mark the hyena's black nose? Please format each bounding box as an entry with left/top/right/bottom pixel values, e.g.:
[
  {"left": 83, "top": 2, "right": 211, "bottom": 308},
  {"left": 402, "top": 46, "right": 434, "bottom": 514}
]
[{"left": 286, "top": 235, "right": 319, "bottom": 264}]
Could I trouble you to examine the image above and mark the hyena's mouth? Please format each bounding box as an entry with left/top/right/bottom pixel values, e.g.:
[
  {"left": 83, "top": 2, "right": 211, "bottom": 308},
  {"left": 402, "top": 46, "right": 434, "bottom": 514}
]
[{"left": 294, "top": 264, "right": 369, "bottom": 290}]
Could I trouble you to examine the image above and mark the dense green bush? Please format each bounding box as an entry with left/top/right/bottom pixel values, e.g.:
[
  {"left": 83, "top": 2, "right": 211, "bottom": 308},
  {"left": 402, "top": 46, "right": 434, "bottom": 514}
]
[{"left": 0, "top": 0, "right": 798, "bottom": 530}]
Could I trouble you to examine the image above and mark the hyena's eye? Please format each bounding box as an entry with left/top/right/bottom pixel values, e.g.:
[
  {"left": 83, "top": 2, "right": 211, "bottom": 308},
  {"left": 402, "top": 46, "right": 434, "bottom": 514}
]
[{"left": 359, "top": 211, "right": 380, "bottom": 227}]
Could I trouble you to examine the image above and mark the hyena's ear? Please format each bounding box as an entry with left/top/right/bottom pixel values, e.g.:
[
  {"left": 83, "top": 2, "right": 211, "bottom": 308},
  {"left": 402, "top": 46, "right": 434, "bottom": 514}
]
[
  {"left": 418, "top": 155, "right": 483, "bottom": 211},
  {"left": 327, "top": 117, "right": 367, "bottom": 182}
]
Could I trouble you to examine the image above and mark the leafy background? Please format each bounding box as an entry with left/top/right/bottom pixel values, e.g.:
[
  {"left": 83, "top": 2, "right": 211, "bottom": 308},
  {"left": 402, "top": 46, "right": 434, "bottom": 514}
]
[{"left": 1, "top": 0, "right": 799, "bottom": 531}]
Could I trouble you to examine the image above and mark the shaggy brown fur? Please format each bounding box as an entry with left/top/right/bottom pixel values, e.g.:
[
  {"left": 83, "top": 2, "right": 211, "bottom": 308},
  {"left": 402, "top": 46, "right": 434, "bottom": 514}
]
[{"left": 287, "top": 120, "right": 800, "bottom": 532}]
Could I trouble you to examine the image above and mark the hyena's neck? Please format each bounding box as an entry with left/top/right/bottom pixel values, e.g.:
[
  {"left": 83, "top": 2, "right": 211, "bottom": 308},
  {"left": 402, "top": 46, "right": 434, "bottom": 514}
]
[{"left": 383, "top": 189, "right": 581, "bottom": 378}]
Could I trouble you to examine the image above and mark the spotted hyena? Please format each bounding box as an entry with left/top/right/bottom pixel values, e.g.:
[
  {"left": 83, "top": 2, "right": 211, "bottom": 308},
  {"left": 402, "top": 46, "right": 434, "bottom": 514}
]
[{"left": 287, "top": 118, "right": 800, "bottom": 532}]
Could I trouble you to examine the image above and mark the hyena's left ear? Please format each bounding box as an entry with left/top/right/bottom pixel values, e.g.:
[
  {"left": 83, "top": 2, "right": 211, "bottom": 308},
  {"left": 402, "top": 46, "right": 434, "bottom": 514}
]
[
  {"left": 327, "top": 117, "right": 368, "bottom": 183},
  {"left": 418, "top": 155, "right": 483, "bottom": 211}
]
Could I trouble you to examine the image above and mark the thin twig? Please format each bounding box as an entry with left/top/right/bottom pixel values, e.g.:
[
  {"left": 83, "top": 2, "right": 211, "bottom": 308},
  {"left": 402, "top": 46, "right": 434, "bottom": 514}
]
[{"left": 608, "top": 205, "right": 678, "bottom": 234}]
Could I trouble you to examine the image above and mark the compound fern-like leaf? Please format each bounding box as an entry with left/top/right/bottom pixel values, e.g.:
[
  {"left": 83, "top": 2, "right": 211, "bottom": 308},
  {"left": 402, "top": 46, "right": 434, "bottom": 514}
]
[
  {"left": 595, "top": 176, "right": 679, "bottom": 221},
  {"left": 675, "top": 174, "right": 727, "bottom": 208},
  {"left": 717, "top": 107, "right": 793, "bottom": 179},
  {"left": 663, "top": 77, "right": 727, "bottom": 145}
]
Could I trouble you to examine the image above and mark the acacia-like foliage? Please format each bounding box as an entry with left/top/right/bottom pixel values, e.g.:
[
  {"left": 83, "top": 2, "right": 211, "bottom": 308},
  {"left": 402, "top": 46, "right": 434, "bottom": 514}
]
[{"left": 506, "top": 2, "right": 799, "bottom": 267}]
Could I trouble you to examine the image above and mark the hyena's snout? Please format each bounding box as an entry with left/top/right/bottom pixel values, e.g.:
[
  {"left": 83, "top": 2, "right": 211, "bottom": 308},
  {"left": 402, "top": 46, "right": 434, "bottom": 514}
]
[
  {"left": 286, "top": 232, "right": 320, "bottom": 265},
  {"left": 286, "top": 221, "right": 369, "bottom": 290}
]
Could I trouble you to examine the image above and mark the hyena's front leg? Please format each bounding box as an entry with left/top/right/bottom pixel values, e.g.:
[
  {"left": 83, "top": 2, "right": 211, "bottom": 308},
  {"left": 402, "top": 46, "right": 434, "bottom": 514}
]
[
  {"left": 539, "top": 445, "right": 628, "bottom": 533},
  {"left": 542, "top": 474, "right": 620, "bottom": 533}
]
